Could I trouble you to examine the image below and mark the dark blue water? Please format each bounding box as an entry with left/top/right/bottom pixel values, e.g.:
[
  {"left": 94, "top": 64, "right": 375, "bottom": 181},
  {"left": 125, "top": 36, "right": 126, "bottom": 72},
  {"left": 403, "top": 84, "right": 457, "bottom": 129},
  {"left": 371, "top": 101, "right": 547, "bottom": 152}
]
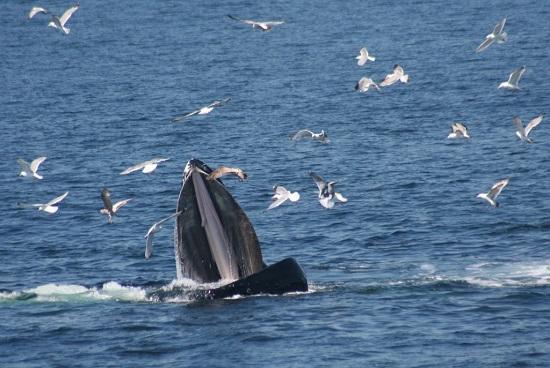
[{"left": 2, "top": 0, "right": 550, "bottom": 366}]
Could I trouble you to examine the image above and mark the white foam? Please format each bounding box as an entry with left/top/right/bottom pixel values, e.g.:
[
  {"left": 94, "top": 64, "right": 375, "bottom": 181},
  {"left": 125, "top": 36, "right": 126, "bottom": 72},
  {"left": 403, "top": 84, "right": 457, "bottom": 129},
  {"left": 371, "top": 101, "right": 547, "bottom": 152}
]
[
  {"left": 0, "top": 291, "right": 22, "bottom": 300},
  {"left": 464, "top": 261, "right": 550, "bottom": 288},
  {"left": 100, "top": 282, "right": 147, "bottom": 302}
]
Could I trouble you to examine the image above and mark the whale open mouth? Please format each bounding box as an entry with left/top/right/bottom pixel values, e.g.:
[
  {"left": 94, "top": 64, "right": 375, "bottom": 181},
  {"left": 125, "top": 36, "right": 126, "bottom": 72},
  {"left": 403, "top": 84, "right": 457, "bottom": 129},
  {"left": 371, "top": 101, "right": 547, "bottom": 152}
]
[{"left": 174, "top": 159, "right": 264, "bottom": 283}]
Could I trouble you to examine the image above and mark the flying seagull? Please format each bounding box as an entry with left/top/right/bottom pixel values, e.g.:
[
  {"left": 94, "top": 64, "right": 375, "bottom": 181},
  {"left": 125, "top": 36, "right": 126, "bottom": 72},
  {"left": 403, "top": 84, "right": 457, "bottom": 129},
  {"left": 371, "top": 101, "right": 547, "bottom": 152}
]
[
  {"left": 513, "top": 114, "right": 543, "bottom": 143},
  {"left": 477, "top": 179, "right": 509, "bottom": 207},
  {"left": 171, "top": 97, "right": 231, "bottom": 122},
  {"left": 267, "top": 185, "right": 300, "bottom": 210},
  {"left": 447, "top": 123, "right": 470, "bottom": 139},
  {"left": 290, "top": 129, "right": 329, "bottom": 143},
  {"left": 48, "top": 3, "right": 79, "bottom": 35},
  {"left": 227, "top": 15, "right": 284, "bottom": 32},
  {"left": 476, "top": 18, "right": 507, "bottom": 53},
  {"left": 18, "top": 191, "right": 69, "bottom": 214},
  {"left": 144, "top": 212, "right": 182, "bottom": 259},
  {"left": 17, "top": 157, "right": 47, "bottom": 180},
  {"left": 310, "top": 172, "right": 347, "bottom": 209},
  {"left": 100, "top": 187, "right": 132, "bottom": 224},
  {"left": 356, "top": 47, "right": 376, "bottom": 66},
  {"left": 120, "top": 158, "right": 170, "bottom": 175},
  {"left": 380, "top": 64, "right": 409, "bottom": 87},
  {"left": 206, "top": 166, "right": 248, "bottom": 181},
  {"left": 28, "top": 6, "right": 49, "bottom": 19},
  {"left": 498, "top": 66, "right": 526, "bottom": 90},
  {"left": 355, "top": 76, "right": 380, "bottom": 92}
]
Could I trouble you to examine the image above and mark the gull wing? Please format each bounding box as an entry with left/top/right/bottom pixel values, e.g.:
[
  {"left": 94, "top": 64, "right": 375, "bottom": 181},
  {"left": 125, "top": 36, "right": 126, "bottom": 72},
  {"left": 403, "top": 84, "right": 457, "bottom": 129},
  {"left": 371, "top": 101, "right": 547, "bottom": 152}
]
[
  {"left": 380, "top": 69, "right": 400, "bottom": 87},
  {"left": 310, "top": 172, "right": 326, "bottom": 192},
  {"left": 476, "top": 37, "right": 495, "bottom": 53},
  {"left": 142, "top": 162, "right": 158, "bottom": 174},
  {"left": 120, "top": 161, "right": 146, "bottom": 175},
  {"left": 113, "top": 198, "right": 132, "bottom": 212},
  {"left": 525, "top": 114, "right": 543, "bottom": 137},
  {"left": 145, "top": 231, "right": 154, "bottom": 259},
  {"left": 28, "top": 6, "right": 48, "bottom": 19},
  {"left": 209, "top": 97, "right": 231, "bottom": 108},
  {"left": 291, "top": 130, "right": 314, "bottom": 140},
  {"left": 30, "top": 157, "right": 47, "bottom": 172},
  {"left": 17, "top": 159, "right": 31, "bottom": 172},
  {"left": 101, "top": 188, "right": 113, "bottom": 212},
  {"left": 512, "top": 116, "right": 526, "bottom": 137},
  {"left": 59, "top": 4, "right": 79, "bottom": 26},
  {"left": 171, "top": 109, "right": 200, "bottom": 122},
  {"left": 508, "top": 66, "right": 526, "bottom": 85},
  {"left": 454, "top": 123, "right": 468, "bottom": 136},
  {"left": 263, "top": 21, "right": 284, "bottom": 26},
  {"left": 46, "top": 191, "right": 69, "bottom": 206},
  {"left": 334, "top": 192, "right": 348, "bottom": 203},
  {"left": 227, "top": 15, "right": 250, "bottom": 24},
  {"left": 274, "top": 185, "right": 289, "bottom": 196},
  {"left": 493, "top": 17, "right": 506, "bottom": 35},
  {"left": 488, "top": 179, "right": 509, "bottom": 200},
  {"left": 268, "top": 195, "right": 288, "bottom": 210},
  {"left": 156, "top": 211, "right": 182, "bottom": 226}
]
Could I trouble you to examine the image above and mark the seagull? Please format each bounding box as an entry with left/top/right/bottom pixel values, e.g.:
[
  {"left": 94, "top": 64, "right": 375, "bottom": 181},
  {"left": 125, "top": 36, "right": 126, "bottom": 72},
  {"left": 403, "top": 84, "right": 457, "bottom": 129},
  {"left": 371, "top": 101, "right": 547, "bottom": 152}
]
[
  {"left": 100, "top": 187, "right": 132, "bottom": 224},
  {"left": 28, "top": 6, "right": 49, "bottom": 20},
  {"left": 476, "top": 18, "right": 507, "bottom": 53},
  {"left": 498, "top": 66, "right": 526, "bottom": 90},
  {"left": 267, "top": 185, "right": 300, "bottom": 210},
  {"left": 476, "top": 179, "right": 509, "bottom": 207},
  {"left": 171, "top": 97, "right": 231, "bottom": 122},
  {"left": 206, "top": 166, "right": 248, "bottom": 181},
  {"left": 144, "top": 212, "right": 182, "bottom": 259},
  {"left": 17, "top": 157, "right": 47, "bottom": 180},
  {"left": 513, "top": 114, "right": 543, "bottom": 143},
  {"left": 48, "top": 3, "right": 79, "bottom": 35},
  {"left": 290, "top": 129, "right": 329, "bottom": 143},
  {"left": 355, "top": 76, "right": 380, "bottom": 92},
  {"left": 310, "top": 172, "right": 347, "bottom": 209},
  {"left": 356, "top": 47, "right": 376, "bottom": 66},
  {"left": 18, "top": 191, "right": 69, "bottom": 214},
  {"left": 447, "top": 123, "right": 470, "bottom": 139},
  {"left": 227, "top": 15, "right": 284, "bottom": 32},
  {"left": 380, "top": 64, "right": 409, "bottom": 87},
  {"left": 120, "top": 158, "right": 170, "bottom": 175}
]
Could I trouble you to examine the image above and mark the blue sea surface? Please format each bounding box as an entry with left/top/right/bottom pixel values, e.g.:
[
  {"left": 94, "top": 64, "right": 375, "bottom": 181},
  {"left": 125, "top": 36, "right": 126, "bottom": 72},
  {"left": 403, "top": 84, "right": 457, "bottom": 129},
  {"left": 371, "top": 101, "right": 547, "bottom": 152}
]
[{"left": 2, "top": 0, "right": 550, "bottom": 366}]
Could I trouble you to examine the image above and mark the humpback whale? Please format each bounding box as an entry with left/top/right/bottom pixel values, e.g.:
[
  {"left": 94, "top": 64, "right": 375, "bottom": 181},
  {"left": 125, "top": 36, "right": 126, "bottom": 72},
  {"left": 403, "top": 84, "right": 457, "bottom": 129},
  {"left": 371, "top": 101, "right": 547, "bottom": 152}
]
[{"left": 173, "top": 159, "right": 308, "bottom": 299}]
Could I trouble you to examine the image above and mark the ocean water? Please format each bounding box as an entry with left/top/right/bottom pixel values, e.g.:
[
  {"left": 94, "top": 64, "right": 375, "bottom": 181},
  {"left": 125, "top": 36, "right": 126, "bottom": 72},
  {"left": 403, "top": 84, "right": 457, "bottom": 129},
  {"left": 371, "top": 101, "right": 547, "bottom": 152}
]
[{"left": 2, "top": 0, "right": 550, "bottom": 366}]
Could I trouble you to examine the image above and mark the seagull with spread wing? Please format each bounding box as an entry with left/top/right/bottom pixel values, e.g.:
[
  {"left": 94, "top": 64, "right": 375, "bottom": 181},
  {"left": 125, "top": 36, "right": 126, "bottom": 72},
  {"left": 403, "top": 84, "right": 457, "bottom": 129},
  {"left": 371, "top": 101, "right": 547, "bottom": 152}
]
[
  {"left": 206, "top": 166, "right": 248, "bottom": 181},
  {"left": 477, "top": 179, "right": 509, "bottom": 207},
  {"left": 355, "top": 76, "right": 380, "bottom": 92},
  {"left": 17, "top": 157, "right": 47, "bottom": 180},
  {"left": 447, "top": 123, "right": 470, "bottom": 139},
  {"left": 290, "top": 129, "right": 329, "bottom": 143},
  {"left": 48, "top": 3, "right": 79, "bottom": 34},
  {"left": 476, "top": 18, "right": 507, "bottom": 53},
  {"left": 267, "top": 185, "right": 300, "bottom": 210},
  {"left": 380, "top": 64, "right": 409, "bottom": 87},
  {"left": 171, "top": 97, "right": 231, "bottom": 122},
  {"left": 227, "top": 15, "right": 284, "bottom": 31},
  {"left": 310, "top": 172, "right": 347, "bottom": 209},
  {"left": 498, "top": 66, "right": 525, "bottom": 90},
  {"left": 100, "top": 187, "right": 132, "bottom": 224},
  {"left": 18, "top": 191, "right": 69, "bottom": 214},
  {"left": 120, "top": 158, "right": 170, "bottom": 175},
  {"left": 144, "top": 212, "right": 182, "bottom": 259},
  {"left": 513, "top": 114, "right": 543, "bottom": 143},
  {"left": 356, "top": 47, "right": 376, "bottom": 66}
]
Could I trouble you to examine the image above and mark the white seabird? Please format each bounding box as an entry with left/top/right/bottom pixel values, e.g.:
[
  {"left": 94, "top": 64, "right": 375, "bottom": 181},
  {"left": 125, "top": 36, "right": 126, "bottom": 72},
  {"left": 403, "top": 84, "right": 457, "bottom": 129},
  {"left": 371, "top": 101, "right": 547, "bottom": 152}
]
[
  {"left": 227, "top": 15, "right": 284, "bottom": 32},
  {"left": 17, "top": 157, "right": 47, "bottom": 180},
  {"left": 356, "top": 47, "right": 376, "bottom": 66},
  {"left": 476, "top": 18, "right": 507, "bottom": 53},
  {"left": 447, "top": 123, "right": 470, "bottom": 139},
  {"left": 267, "top": 185, "right": 300, "bottom": 210},
  {"left": 171, "top": 97, "right": 231, "bottom": 122},
  {"left": 48, "top": 3, "right": 79, "bottom": 35},
  {"left": 19, "top": 191, "right": 69, "bottom": 214},
  {"left": 310, "top": 172, "right": 347, "bottom": 209},
  {"left": 290, "top": 129, "right": 329, "bottom": 143},
  {"left": 28, "top": 6, "right": 49, "bottom": 20},
  {"left": 513, "top": 114, "right": 543, "bottom": 143},
  {"left": 100, "top": 187, "right": 132, "bottom": 224},
  {"left": 380, "top": 64, "right": 409, "bottom": 87},
  {"left": 206, "top": 166, "right": 248, "bottom": 181},
  {"left": 355, "top": 76, "right": 380, "bottom": 92},
  {"left": 144, "top": 211, "right": 182, "bottom": 259},
  {"left": 120, "top": 158, "right": 170, "bottom": 175},
  {"left": 476, "top": 178, "right": 509, "bottom": 207},
  {"left": 498, "top": 66, "right": 525, "bottom": 90}
]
